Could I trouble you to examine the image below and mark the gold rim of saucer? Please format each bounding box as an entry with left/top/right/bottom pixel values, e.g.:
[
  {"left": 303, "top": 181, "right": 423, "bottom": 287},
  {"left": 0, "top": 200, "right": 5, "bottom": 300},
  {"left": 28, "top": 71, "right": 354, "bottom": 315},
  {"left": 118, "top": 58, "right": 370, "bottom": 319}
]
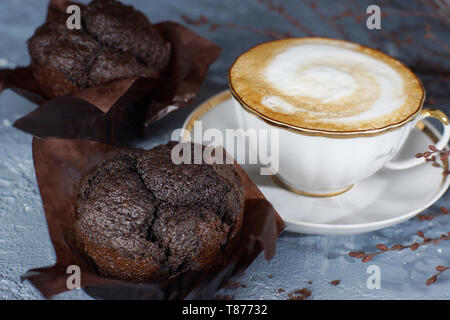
[
  {"left": 271, "top": 175, "right": 354, "bottom": 197},
  {"left": 228, "top": 37, "right": 426, "bottom": 138},
  {"left": 182, "top": 91, "right": 231, "bottom": 141}
]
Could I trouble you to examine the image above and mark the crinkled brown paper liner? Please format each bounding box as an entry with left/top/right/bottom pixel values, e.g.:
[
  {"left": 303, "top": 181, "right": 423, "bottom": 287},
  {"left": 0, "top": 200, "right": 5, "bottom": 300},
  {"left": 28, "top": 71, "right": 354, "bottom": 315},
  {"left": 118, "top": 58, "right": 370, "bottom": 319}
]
[
  {"left": 0, "top": 0, "right": 221, "bottom": 145},
  {"left": 24, "top": 137, "right": 285, "bottom": 299}
]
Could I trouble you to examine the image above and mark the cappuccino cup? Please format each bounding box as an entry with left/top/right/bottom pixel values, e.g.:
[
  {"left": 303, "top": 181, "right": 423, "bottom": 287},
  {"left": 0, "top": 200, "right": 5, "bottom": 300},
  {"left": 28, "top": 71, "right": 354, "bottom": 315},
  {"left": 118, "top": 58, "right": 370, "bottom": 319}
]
[{"left": 229, "top": 38, "right": 450, "bottom": 197}]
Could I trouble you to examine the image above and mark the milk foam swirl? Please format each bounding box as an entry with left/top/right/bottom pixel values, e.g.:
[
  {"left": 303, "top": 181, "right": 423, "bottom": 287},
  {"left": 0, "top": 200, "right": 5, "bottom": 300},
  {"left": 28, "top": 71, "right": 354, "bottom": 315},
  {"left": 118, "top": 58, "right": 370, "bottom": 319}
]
[{"left": 229, "top": 38, "right": 423, "bottom": 132}]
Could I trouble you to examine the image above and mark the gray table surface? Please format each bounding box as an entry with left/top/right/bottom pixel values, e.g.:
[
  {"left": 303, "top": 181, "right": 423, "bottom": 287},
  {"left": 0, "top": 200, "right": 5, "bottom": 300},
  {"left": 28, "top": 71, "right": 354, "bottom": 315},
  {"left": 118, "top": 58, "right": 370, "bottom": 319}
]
[{"left": 0, "top": 0, "right": 449, "bottom": 300}]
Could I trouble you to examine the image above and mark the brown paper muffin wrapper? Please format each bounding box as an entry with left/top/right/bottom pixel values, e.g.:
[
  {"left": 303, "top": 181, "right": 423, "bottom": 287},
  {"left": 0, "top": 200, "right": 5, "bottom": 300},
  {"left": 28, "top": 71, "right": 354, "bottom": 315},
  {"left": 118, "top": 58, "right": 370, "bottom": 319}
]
[
  {"left": 24, "top": 137, "right": 285, "bottom": 299},
  {"left": 0, "top": 0, "right": 221, "bottom": 145}
]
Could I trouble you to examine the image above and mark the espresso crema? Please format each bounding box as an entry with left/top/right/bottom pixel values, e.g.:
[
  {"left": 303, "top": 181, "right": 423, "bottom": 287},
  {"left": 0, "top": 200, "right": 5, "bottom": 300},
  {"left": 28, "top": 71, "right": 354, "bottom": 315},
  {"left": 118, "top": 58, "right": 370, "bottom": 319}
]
[{"left": 229, "top": 38, "right": 424, "bottom": 132}]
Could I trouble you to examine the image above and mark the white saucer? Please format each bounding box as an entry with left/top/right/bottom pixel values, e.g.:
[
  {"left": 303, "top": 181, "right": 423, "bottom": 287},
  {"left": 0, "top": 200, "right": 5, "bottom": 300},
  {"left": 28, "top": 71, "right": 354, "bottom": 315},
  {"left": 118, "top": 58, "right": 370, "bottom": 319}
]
[{"left": 182, "top": 91, "right": 450, "bottom": 235}]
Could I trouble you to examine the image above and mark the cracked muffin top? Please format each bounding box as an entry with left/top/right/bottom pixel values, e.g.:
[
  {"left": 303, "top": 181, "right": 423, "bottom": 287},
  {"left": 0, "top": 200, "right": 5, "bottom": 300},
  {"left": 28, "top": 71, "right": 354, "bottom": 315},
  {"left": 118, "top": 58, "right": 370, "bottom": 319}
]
[
  {"left": 27, "top": 0, "right": 171, "bottom": 98},
  {"left": 74, "top": 142, "right": 244, "bottom": 281}
]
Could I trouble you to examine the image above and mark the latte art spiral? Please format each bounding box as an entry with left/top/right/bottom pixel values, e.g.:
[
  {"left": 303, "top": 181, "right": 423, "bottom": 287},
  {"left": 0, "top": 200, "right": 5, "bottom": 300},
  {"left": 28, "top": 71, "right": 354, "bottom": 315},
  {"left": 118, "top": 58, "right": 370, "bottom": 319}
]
[{"left": 230, "top": 38, "right": 423, "bottom": 132}]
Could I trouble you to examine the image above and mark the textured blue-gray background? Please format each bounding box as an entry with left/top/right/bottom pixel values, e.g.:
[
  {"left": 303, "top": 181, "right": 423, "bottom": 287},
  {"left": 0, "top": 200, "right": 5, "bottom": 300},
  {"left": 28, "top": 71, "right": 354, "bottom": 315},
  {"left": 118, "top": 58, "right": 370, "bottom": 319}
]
[{"left": 0, "top": 0, "right": 449, "bottom": 299}]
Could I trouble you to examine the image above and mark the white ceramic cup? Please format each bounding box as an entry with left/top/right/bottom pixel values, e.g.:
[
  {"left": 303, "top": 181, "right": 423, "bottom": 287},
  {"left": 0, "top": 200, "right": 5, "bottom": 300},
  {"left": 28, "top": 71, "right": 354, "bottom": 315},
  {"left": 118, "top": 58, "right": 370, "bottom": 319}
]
[
  {"left": 229, "top": 44, "right": 450, "bottom": 197},
  {"left": 232, "top": 99, "right": 449, "bottom": 196}
]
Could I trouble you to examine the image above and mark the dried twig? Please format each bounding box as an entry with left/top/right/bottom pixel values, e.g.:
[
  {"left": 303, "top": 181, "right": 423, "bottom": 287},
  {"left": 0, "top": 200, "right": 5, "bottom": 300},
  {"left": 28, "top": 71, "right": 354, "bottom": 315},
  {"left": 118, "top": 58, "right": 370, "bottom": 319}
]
[
  {"left": 415, "top": 145, "right": 450, "bottom": 175},
  {"left": 426, "top": 265, "right": 450, "bottom": 285},
  {"left": 417, "top": 206, "right": 450, "bottom": 221},
  {"left": 349, "top": 231, "right": 450, "bottom": 262}
]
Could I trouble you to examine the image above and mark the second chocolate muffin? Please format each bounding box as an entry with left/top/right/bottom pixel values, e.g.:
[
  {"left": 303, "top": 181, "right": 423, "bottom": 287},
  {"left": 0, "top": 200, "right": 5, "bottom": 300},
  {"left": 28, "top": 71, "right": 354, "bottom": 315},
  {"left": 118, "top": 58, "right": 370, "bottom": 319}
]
[
  {"left": 75, "top": 142, "right": 244, "bottom": 281},
  {"left": 27, "top": 0, "right": 171, "bottom": 98}
]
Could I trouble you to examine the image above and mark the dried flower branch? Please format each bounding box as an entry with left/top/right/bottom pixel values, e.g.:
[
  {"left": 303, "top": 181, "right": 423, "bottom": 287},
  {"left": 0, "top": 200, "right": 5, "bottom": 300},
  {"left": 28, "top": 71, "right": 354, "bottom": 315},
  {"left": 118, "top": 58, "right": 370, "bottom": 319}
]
[
  {"left": 257, "top": 0, "right": 314, "bottom": 36},
  {"left": 180, "top": 14, "right": 291, "bottom": 39},
  {"left": 349, "top": 231, "right": 450, "bottom": 263},
  {"left": 426, "top": 265, "right": 450, "bottom": 286},
  {"left": 417, "top": 206, "right": 450, "bottom": 221},
  {"left": 415, "top": 145, "right": 450, "bottom": 175}
]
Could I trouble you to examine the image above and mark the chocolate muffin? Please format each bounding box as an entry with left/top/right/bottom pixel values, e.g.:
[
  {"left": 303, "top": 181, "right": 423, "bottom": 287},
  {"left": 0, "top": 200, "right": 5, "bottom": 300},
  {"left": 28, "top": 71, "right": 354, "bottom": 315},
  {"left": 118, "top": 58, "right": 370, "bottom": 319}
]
[
  {"left": 75, "top": 142, "right": 244, "bottom": 281},
  {"left": 27, "top": 0, "right": 171, "bottom": 98}
]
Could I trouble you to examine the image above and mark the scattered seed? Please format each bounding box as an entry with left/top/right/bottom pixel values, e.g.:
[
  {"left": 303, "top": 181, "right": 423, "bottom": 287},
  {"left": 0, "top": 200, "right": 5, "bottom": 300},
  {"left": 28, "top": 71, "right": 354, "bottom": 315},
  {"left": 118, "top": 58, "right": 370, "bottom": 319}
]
[
  {"left": 330, "top": 280, "right": 340, "bottom": 286},
  {"left": 391, "top": 244, "right": 404, "bottom": 250},
  {"left": 426, "top": 275, "right": 437, "bottom": 286}
]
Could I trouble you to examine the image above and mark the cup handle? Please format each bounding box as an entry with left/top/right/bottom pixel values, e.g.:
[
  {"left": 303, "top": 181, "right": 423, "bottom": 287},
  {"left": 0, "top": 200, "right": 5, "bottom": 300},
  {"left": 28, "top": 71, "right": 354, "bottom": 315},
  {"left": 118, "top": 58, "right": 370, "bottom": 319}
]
[{"left": 384, "top": 108, "right": 450, "bottom": 170}]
